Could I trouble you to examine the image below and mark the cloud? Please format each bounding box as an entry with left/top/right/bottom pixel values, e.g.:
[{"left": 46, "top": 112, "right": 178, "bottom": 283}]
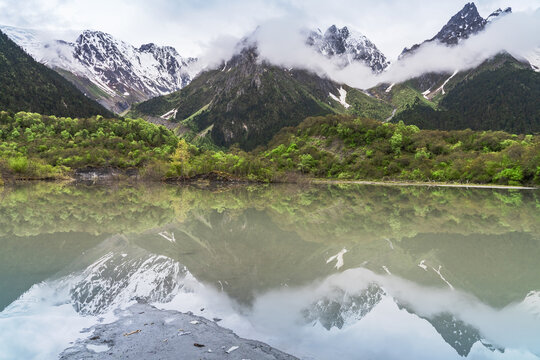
[
  {"left": 197, "top": 35, "right": 244, "bottom": 69},
  {"left": 233, "top": 8, "right": 540, "bottom": 89},
  {"left": 0, "top": 0, "right": 538, "bottom": 59},
  {"left": 376, "top": 8, "right": 540, "bottom": 86},
  {"left": 0, "top": 0, "right": 538, "bottom": 89}
]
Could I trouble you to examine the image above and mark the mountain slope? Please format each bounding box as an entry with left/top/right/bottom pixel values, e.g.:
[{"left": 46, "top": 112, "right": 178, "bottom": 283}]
[
  {"left": 0, "top": 30, "right": 111, "bottom": 117},
  {"left": 0, "top": 26, "right": 198, "bottom": 113},
  {"left": 132, "top": 46, "right": 354, "bottom": 150},
  {"left": 376, "top": 3, "right": 527, "bottom": 122},
  {"left": 307, "top": 25, "right": 389, "bottom": 73},
  {"left": 393, "top": 55, "right": 540, "bottom": 134},
  {"left": 371, "top": 52, "right": 529, "bottom": 110}
]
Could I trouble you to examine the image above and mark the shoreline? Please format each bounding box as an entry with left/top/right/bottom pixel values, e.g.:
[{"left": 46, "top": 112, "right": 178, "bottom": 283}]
[
  {"left": 2, "top": 177, "right": 537, "bottom": 191},
  {"left": 2, "top": 177, "right": 538, "bottom": 190},
  {"left": 310, "top": 179, "right": 539, "bottom": 190},
  {"left": 1, "top": 168, "right": 538, "bottom": 190},
  {"left": 60, "top": 303, "right": 297, "bottom": 360}
]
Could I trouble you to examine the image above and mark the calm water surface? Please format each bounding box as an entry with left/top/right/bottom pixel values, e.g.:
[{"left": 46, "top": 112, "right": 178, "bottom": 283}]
[{"left": 0, "top": 183, "right": 539, "bottom": 360}]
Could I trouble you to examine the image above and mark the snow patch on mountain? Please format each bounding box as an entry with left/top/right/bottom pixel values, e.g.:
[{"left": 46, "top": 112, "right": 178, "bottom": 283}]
[
  {"left": 329, "top": 88, "right": 350, "bottom": 109},
  {"left": 160, "top": 108, "right": 178, "bottom": 120},
  {"left": 438, "top": 70, "right": 459, "bottom": 95}
]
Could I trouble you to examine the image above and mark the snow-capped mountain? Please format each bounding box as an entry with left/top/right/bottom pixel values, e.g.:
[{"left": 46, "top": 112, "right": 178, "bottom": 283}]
[
  {"left": 71, "top": 251, "right": 189, "bottom": 315},
  {"left": 73, "top": 30, "right": 196, "bottom": 98},
  {"left": 307, "top": 25, "right": 389, "bottom": 73},
  {"left": 400, "top": 3, "right": 512, "bottom": 57},
  {"left": 0, "top": 26, "right": 198, "bottom": 113},
  {"left": 302, "top": 284, "right": 385, "bottom": 330},
  {"left": 430, "top": 2, "right": 486, "bottom": 45}
]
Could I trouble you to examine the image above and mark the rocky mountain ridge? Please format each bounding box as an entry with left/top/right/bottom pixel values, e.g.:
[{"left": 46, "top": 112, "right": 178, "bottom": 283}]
[
  {"left": 400, "top": 3, "right": 512, "bottom": 57},
  {"left": 306, "top": 25, "right": 390, "bottom": 73},
  {"left": 0, "top": 26, "right": 198, "bottom": 113}
]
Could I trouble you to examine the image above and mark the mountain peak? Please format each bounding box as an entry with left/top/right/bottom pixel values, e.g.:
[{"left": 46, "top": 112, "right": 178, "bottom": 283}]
[
  {"left": 462, "top": 2, "right": 478, "bottom": 12},
  {"left": 327, "top": 24, "right": 338, "bottom": 33},
  {"left": 307, "top": 25, "right": 389, "bottom": 73},
  {"left": 139, "top": 43, "right": 157, "bottom": 51},
  {"left": 77, "top": 30, "right": 113, "bottom": 43},
  {"left": 432, "top": 2, "right": 485, "bottom": 45},
  {"left": 400, "top": 2, "right": 511, "bottom": 57},
  {"left": 139, "top": 43, "right": 181, "bottom": 58},
  {"left": 2, "top": 25, "right": 199, "bottom": 113}
]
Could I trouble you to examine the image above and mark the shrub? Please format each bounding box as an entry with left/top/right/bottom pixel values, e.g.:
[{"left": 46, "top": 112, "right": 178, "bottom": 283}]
[
  {"left": 493, "top": 167, "right": 524, "bottom": 185},
  {"left": 8, "top": 157, "right": 28, "bottom": 174},
  {"left": 390, "top": 132, "right": 403, "bottom": 154},
  {"left": 298, "top": 154, "right": 316, "bottom": 173},
  {"left": 141, "top": 160, "right": 169, "bottom": 181}
]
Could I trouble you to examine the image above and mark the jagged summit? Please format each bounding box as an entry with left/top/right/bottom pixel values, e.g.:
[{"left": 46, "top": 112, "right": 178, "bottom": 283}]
[
  {"left": 307, "top": 25, "right": 389, "bottom": 73},
  {"left": 433, "top": 2, "right": 486, "bottom": 45},
  {"left": 139, "top": 42, "right": 161, "bottom": 52},
  {"left": 400, "top": 3, "right": 512, "bottom": 57},
  {"left": 73, "top": 29, "right": 195, "bottom": 95}
]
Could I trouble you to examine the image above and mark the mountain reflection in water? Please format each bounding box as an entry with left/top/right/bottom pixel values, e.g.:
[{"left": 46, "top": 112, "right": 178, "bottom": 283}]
[{"left": 0, "top": 183, "right": 539, "bottom": 360}]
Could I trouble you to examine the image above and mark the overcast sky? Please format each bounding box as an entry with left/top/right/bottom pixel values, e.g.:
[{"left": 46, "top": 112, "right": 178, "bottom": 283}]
[{"left": 0, "top": 0, "right": 538, "bottom": 59}]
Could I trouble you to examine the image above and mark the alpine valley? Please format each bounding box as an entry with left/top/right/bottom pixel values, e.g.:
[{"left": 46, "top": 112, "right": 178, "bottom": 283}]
[
  {"left": 0, "top": 1, "right": 539, "bottom": 185},
  {"left": 129, "top": 2, "right": 540, "bottom": 150}
]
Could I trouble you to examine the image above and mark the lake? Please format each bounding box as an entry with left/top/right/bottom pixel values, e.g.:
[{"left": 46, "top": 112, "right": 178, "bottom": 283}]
[{"left": 0, "top": 183, "right": 539, "bottom": 360}]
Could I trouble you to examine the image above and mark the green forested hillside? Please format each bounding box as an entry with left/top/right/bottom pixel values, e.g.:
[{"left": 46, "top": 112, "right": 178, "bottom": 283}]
[
  {"left": 131, "top": 50, "right": 400, "bottom": 151},
  {"left": 0, "top": 111, "right": 176, "bottom": 179},
  {"left": 131, "top": 47, "right": 342, "bottom": 150},
  {"left": 131, "top": 45, "right": 539, "bottom": 151},
  {"left": 0, "top": 30, "right": 112, "bottom": 117},
  {"left": 260, "top": 115, "right": 540, "bottom": 185},
  {"left": 393, "top": 61, "right": 540, "bottom": 134},
  {"left": 1, "top": 111, "right": 539, "bottom": 186}
]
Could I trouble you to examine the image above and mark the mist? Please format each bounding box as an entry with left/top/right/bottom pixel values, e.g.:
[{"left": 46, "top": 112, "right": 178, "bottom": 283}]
[{"left": 198, "top": 8, "right": 540, "bottom": 90}]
